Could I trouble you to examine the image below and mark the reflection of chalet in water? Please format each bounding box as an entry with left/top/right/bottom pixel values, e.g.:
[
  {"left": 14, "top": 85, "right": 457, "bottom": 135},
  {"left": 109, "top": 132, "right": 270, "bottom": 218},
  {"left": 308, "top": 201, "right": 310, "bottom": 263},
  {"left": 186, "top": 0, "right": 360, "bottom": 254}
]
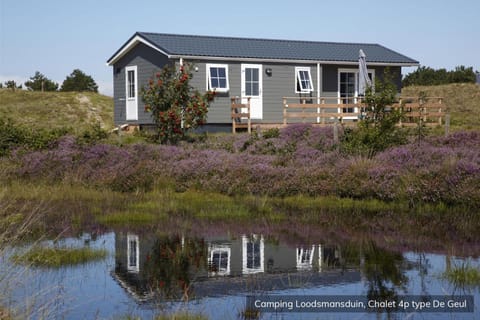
[{"left": 113, "top": 232, "right": 359, "bottom": 301}]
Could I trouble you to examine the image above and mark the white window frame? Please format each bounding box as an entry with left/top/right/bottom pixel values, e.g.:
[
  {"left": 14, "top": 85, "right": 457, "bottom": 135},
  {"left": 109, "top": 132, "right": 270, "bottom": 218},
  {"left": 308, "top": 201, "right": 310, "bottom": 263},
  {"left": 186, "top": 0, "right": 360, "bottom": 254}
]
[
  {"left": 338, "top": 68, "right": 375, "bottom": 102},
  {"left": 208, "top": 244, "right": 231, "bottom": 276},
  {"left": 338, "top": 68, "right": 375, "bottom": 117},
  {"left": 125, "top": 65, "right": 138, "bottom": 121},
  {"left": 296, "top": 245, "right": 315, "bottom": 270},
  {"left": 127, "top": 233, "right": 140, "bottom": 273},
  {"left": 295, "top": 67, "right": 314, "bottom": 93},
  {"left": 242, "top": 234, "right": 264, "bottom": 275},
  {"left": 206, "top": 64, "right": 229, "bottom": 93}
]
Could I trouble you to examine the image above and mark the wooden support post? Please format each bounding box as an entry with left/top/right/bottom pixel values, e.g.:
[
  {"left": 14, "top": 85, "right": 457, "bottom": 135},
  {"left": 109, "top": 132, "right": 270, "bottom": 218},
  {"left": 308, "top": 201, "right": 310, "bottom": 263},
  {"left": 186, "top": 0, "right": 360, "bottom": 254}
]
[
  {"left": 247, "top": 97, "right": 251, "bottom": 134},
  {"left": 438, "top": 98, "right": 443, "bottom": 125},
  {"left": 445, "top": 114, "right": 450, "bottom": 137},
  {"left": 421, "top": 104, "right": 427, "bottom": 123},
  {"left": 231, "top": 97, "right": 236, "bottom": 134},
  {"left": 302, "top": 98, "right": 306, "bottom": 123},
  {"left": 321, "top": 98, "right": 325, "bottom": 124},
  {"left": 398, "top": 98, "right": 403, "bottom": 127},
  {"left": 333, "top": 119, "right": 339, "bottom": 144},
  {"left": 283, "top": 97, "right": 287, "bottom": 126}
]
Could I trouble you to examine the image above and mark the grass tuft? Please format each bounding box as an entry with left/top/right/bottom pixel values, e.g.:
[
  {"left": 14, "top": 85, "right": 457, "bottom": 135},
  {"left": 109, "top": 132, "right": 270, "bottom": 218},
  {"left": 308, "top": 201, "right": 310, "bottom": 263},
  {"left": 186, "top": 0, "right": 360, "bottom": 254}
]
[
  {"left": 96, "top": 211, "right": 162, "bottom": 225},
  {"left": 12, "top": 246, "right": 108, "bottom": 268},
  {"left": 442, "top": 262, "right": 480, "bottom": 287}
]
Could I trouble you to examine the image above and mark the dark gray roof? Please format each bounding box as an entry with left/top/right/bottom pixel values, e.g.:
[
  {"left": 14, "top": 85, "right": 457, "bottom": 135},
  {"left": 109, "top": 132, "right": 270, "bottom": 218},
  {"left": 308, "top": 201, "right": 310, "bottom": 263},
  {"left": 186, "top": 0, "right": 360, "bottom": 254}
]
[{"left": 109, "top": 32, "right": 418, "bottom": 65}]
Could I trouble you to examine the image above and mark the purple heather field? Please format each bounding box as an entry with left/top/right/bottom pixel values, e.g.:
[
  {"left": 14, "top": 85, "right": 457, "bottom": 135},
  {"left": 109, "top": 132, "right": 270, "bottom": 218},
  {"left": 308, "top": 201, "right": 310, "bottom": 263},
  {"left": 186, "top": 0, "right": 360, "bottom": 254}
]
[{"left": 10, "top": 124, "right": 480, "bottom": 206}]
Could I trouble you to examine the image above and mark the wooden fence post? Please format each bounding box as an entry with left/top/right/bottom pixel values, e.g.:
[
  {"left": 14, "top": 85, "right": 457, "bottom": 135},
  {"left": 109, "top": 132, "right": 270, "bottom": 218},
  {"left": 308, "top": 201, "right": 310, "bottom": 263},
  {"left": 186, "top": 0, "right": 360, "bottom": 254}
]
[
  {"left": 283, "top": 98, "right": 287, "bottom": 126},
  {"left": 333, "top": 120, "right": 339, "bottom": 144},
  {"left": 438, "top": 97, "right": 443, "bottom": 125},
  {"left": 247, "top": 97, "right": 251, "bottom": 134},
  {"left": 321, "top": 98, "right": 325, "bottom": 124},
  {"left": 445, "top": 114, "right": 450, "bottom": 137}
]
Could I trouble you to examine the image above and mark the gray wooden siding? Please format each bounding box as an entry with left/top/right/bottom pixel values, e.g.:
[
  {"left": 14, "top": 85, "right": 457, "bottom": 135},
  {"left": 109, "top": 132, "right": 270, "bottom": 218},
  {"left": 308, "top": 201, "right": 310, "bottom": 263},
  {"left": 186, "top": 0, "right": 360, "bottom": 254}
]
[
  {"left": 185, "top": 60, "right": 318, "bottom": 124},
  {"left": 321, "top": 64, "right": 402, "bottom": 98},
  {"left": 113, "top": 43, "right": 170, "bottom": 125},
  {"left": 112, "top": 43, "right": 402, "bottom": 126}
]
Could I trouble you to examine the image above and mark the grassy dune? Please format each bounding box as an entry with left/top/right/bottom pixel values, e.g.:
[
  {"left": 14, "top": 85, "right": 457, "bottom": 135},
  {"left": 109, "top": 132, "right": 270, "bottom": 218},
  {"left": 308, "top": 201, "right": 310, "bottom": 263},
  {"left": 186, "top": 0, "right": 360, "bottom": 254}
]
[
  {"left": 401, "top": 83, "right": 480, "bottom": 131},
  {"left": 0, "top": 90, "right": 114, "bottom": 131}
]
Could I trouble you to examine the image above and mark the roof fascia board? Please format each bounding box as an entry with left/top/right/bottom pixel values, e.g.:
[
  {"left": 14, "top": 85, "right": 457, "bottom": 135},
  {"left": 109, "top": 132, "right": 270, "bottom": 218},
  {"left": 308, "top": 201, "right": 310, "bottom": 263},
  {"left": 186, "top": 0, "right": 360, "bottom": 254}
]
[
  {"left": 171, "top": 54, "right": 418, "bottom": 67},
  {"left": 107, "top": 35, "right": 171, "bottom": 66}
]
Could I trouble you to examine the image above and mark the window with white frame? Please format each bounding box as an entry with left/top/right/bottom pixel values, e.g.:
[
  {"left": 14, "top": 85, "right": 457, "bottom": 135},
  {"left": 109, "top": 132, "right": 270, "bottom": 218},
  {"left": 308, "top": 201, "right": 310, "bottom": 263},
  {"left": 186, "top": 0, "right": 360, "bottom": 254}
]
[
  {"left": 207, "top": 64, "right": 229, "bottom": 92},
  {"left": 127, "top": 69, "right": 136, "bottom": 98},
  {"left": 296, "top": 246, "right": 315, "bottom": 270},
  {"left": 295, "top": 67, "right": 314, "bottom": 93},
  {"left": 242, "top": 235, "right": 264, "bottom": 274},
  {"left": 127, "top": 234, "right": 140, "bottom": 273},
  {"left": 338, "top": 69, "right": 374, "bottom": 113},
  {"left": 208, "top": 245, "right": 231, "bottom": 276}
]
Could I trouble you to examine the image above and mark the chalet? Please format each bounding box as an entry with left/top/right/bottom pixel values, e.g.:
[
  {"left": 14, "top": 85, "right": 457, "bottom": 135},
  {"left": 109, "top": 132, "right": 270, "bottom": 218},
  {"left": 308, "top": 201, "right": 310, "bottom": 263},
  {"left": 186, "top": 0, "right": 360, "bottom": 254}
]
[{"left": 107, "top": 32, "right": 419, "bottom": 130}]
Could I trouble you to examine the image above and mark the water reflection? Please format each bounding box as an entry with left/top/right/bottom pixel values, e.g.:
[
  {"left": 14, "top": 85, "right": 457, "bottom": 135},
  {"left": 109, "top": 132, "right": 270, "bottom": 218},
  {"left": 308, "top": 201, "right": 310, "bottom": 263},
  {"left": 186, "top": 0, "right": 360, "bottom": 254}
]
[
  {"left": 113, "top": 232, "right": 413, "bottom": 304},
  {"left": 3, "top": 229, "right": 479, "bottom": 319}
]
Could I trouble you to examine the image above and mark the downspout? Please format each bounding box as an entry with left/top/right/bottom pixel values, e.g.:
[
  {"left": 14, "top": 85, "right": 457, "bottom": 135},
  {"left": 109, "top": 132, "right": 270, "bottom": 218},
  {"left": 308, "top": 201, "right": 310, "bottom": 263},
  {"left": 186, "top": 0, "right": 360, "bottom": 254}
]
[
  {"left": 179, "top": 57, "right": 184, "bottom": 129},
  {"left": 317, "top": 63, "right": 321, "bottom": 123}
]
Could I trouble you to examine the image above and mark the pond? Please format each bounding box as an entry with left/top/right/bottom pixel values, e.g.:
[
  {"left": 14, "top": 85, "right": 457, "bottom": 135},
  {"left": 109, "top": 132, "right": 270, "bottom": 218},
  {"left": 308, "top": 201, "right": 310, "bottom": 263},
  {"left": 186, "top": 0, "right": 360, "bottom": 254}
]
[{"left": 1, "top": 227, "right": 479, "bottom": 319}]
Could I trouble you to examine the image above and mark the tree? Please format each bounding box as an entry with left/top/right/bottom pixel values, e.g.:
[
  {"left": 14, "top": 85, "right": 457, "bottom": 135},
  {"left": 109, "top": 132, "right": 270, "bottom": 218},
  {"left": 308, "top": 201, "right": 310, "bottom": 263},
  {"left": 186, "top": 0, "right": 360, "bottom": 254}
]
[
  {"left": 403, "top": 65, "right": 476, "bottom": 86},
  {"left": 341, "top": 73, "right": 406, "bottom": 158},
  {"left": 4, "top": 80, "right": 22, "bottom": 91},
  {"left": 60, "top": 69, "right": 98, "bottom": 92},
  {"left": 24, "top": 71, "right": 58, "bottom": 91},
  {"left": 141, "top": 63, "right": 216, "bottom": 144}
]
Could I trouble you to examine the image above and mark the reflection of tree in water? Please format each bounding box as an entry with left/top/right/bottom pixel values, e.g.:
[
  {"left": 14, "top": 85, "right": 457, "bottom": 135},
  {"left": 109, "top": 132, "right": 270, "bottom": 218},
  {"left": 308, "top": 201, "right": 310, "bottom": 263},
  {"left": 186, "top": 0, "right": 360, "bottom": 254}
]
[
  {"left": 143, "top": 235, "right": 207, "bottom": 300},
  {"left": 362, "top": 242, "right": 408, "bottom": 305}
]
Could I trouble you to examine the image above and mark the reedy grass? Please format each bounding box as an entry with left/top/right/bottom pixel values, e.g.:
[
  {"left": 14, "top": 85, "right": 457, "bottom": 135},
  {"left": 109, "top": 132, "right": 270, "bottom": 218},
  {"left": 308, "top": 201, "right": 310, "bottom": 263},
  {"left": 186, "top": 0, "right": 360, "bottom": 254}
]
[
  {"left": 442, "top": 261, "right": 480, "bottom": 287},
  {"left": 118, "top": 313, "right": 208, "bottom": 320},
  {"left": 12, "top": 246, "right": 108, "bottom": 268},
  {"left": 96, "top": 211, "right": 163, "bottom": 225},
  {"left": 0, "top": 190, "right": 49, "bottom": 319},
  {"left": 155, "top": 313, "right": 209, "bottom": 320}
]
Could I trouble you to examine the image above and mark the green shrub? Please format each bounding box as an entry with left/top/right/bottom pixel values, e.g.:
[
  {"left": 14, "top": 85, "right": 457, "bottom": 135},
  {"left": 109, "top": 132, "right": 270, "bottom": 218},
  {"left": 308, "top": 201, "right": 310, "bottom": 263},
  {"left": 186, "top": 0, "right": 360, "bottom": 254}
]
[
  {"left": 0, "top": 118, "right": 69, "bottom": 156},
  {"left": 341, "top": 75, "right": 407, "bottom": 158},
  {"left": 76, "top": 122, "right": 108, "bottom": 145},
  {"left": 262, "top": 127, "right": 280, "bottom": 139}
]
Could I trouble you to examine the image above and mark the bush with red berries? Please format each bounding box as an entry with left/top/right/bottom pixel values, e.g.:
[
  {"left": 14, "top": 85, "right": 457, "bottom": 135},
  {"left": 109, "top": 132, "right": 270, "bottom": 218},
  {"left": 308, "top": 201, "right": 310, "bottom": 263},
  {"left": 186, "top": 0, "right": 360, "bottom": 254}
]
[{"left": 142, "top": 63, "right": 216, "bottom": 144}]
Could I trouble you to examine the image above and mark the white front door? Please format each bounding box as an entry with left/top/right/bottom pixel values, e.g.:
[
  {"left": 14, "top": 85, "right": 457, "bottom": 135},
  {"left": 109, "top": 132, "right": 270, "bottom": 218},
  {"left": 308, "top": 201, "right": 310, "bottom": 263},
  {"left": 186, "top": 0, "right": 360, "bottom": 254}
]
[
  {"left": 125, "top": 66, "right": 138, "bottom": 121},
  {"left": 241, "top": 64, "right": 263, "bottom": 119}
]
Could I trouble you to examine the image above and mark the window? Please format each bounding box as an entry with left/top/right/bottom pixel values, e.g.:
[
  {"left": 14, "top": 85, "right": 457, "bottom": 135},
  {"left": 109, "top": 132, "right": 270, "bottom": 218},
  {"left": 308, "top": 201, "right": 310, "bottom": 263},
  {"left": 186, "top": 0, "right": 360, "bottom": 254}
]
[
  {"left": 207, "top": 64, "right": 229, "bottom": 92},
  {"left": 127, "top": 70, "right": 136, "bottom": 98},
  {"left": 244, "top": 67, "right": 259, "bottom": 96},
  {"left": 242, "top": 235, "right": 264, "bottom": 274},
  {"left": 338, "top": 69, "right": 374, "bottom": 114},
  {"left": 208, "top": 245, "right": 231, "bottom": 276},
  {"left": 296, "top": 246, "right": 315, "bottom": 270},
  {"left": 295, "top": 67, "right": 314, "bottom": 93},
  {"left": 339, "top": 71, "right": 356, "bottom": 113},
  {"left": 127, "top": 234, "right": 139, "bottom": 273}
]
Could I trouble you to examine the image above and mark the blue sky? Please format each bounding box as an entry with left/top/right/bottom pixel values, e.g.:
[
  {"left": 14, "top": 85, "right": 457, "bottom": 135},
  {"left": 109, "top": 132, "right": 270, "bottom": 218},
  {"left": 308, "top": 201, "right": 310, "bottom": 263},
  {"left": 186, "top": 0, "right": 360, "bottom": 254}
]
[{"left": 1, "top": 0, "right": 479, "bottom": 96}]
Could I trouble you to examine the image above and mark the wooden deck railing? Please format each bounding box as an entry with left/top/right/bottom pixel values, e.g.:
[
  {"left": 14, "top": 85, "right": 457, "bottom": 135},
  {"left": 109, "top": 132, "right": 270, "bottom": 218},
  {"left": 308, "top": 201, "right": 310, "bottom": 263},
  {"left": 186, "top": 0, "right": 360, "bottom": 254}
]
[
  {"left": 231, "top": 97, "right": 251, "bottom": 133},
  {"left": 282, "top": 97, "right": 364, "bottom": 125},
  {"left": 397, "top": 97, "right": 445, "bottom": 126},
  {"left": 282, "top": 96, "right": 446, "bottom": 127}
]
